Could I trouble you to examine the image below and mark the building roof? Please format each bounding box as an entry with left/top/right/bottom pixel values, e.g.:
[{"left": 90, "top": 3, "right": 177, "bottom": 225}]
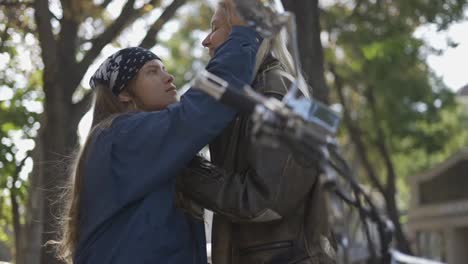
[
  {"left": 410, "top": 148, "right": 468, "bottom": 183},
  {"left": 458, "top": 84, "right": 468, "bottom": 96},
  {"left": 408, "top": 148, "right": 468, "bottom": 230}
]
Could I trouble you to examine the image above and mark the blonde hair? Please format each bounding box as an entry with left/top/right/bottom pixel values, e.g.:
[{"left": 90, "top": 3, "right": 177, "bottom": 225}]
[
  {"left": 255, "top": 29, "right": 311, "bottom": 98},
  {"left": 217, "top": 2, "right": 311, "bottom": 98},
  {"left": 54, "top": 84, "right": 136, "bottom": 263}
]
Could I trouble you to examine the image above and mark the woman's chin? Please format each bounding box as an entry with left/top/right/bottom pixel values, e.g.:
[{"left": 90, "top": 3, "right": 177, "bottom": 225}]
[
  {"left": 171, "top": 94, "right": 180, "bottom": 103},
  {"left": 169, "top": 98, "right": 179, "bottom": 106}
]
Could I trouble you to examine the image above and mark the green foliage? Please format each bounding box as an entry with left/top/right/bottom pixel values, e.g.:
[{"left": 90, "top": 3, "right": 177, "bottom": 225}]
[
  {"left": 161, "top": 0, "right": 212, "bottom": 89},
  {"left": 0, "top": 6, "right": 42, "bottom": 257},
  {"left": 323, "top": 0, "right": 468, "bottom": 209}
]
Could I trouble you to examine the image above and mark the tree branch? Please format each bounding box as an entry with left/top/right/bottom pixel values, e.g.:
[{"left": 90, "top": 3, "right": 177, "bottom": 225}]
[
  {"left": 10, "top": 152, "right": 30, "bottom": 264},
  {"left": 58, "top": 0, "right": 83, "bottom": 100},
  {"left": 364, "top": 85, "right": 413, "bottom": 254},
  {"left": 71, "top": 91, "right": 93, "bottom": 126},
  {"left": 99, "top": 0, "right": 113, "bottom": 10},
  {"left": 329, "top": 64, "right": 386, "bottom": 194},
  {"left": 350, "top": 0, "right": 364, "bottom": 18},
  {"left": 0, "top": 20, "right": 10, "bottom": 52},
  {"left": 0, "top": 196, "right": 3, "bottom": 227},
  {"left": 48, "top": 10, "right": 60, "bottom": 22},
  {"left": 364, "top": 86, "right": 397, "bottom": 194},
  {"left": 10, "top": 191, "right": 22, "bottom": 263},
  {"left": 139, "top": 0, "right": 187, "bottom": 49},
  {"left": 0, "top": 0, "right": 33, "bottom": 7},
  {"left": 73, "top": 0, "right": 170, "bottom": 92},
  {"left": 33, "top": 0, "right": 58, "bottom": 73},
  {"left": 74, "top": 0, "right": 140, "bottom": 87}
]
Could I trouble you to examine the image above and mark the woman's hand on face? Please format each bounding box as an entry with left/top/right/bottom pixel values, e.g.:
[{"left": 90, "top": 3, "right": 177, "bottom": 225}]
[{"left": 223, "top": 0, "right": 246, "bottom": 26}]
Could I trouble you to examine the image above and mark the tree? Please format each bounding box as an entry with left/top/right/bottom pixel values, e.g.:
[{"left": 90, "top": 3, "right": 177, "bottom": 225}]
[{"left": 322, "top": 0, "right": 468, "bottom": 255}]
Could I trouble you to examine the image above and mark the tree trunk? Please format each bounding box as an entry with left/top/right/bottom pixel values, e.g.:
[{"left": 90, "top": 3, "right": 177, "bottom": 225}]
[
  {"left": 20, "top": 127, "right": 44, "bottom": 264},
  {"left": 10, "top": 155, "right": 29, "bottom": 264},
  {"left": 365, "top": 86, "right": 412, "bottom": 254},
  {"left": 385, "top": 192, "right": 412, "bottom": 253},
  {"left": 40, "top": 78, "right": 79, "bottom": 264},
  {"left": 282, "top": 0, "right": 329, "bottom": 104},
  {"left": 331, "top": 65, "right": 386, "bottom": 195},
  {"left": 11, "top": 190, "right": 22, "bottom": 264},
  {"left": 332, "top": 65, "right": 413, "bottom": 255}
]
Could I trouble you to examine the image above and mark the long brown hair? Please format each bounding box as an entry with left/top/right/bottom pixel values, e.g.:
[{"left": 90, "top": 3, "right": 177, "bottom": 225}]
[{"left": 55, "top": 83, "right": 135, "bottom": 262}]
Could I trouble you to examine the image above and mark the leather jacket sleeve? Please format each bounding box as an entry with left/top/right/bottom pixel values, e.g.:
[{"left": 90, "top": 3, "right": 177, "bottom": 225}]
[
  {"left": 178, "top": 144, "right": 320, "bottom": 223},
  {"left": 177, "top": 66, "right": 320, "bottom": 223}
]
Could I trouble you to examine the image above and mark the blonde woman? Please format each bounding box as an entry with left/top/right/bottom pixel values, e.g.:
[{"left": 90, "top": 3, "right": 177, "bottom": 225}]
[{"left": 178, "top": 2, "right": 337, "bottom": 263}]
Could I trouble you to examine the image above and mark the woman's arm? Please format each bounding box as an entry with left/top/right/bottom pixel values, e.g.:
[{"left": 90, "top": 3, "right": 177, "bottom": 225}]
[
  {"left": 177, "top": 69, "right": 319, "bottom": 222},
  {"left": 106, "top": 27, "right": 261, "bottom": 206},
  {"left": 177, "top": 141, "right": 319, "bottom": 222}
]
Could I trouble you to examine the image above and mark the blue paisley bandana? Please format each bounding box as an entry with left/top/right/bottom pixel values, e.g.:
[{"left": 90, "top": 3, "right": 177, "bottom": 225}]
[{"left": 89, "top": 47, "right": 161, "bottom": 95}]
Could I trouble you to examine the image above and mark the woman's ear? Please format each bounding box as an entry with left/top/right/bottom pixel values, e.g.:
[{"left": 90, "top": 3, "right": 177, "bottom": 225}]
[{"left": 118, "top": 90, "right": 133, "bottom": 103}]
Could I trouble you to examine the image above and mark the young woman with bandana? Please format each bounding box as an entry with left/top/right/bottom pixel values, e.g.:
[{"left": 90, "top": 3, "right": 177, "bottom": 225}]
[{"left": 53, "top": 3, "right": 260, "bottom": 263}]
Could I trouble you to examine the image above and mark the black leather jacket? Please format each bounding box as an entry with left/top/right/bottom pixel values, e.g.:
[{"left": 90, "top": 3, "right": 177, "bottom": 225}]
[{"left": 178, "top": 56, "right": 337, "bottom": 264}]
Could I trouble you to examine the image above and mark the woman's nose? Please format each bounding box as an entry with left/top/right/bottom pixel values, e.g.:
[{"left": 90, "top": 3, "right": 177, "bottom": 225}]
[
  {"left": 202, "top": 34, "right": 211, "bottom": 48},
  {"left": 166, "top": 73, "right": 174, "bottom": 84}
]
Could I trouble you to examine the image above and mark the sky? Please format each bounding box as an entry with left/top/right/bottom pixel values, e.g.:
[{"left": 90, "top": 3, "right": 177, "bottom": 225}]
[{"left": 415, "top": 17, "right": 468, "bottom": 91}]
